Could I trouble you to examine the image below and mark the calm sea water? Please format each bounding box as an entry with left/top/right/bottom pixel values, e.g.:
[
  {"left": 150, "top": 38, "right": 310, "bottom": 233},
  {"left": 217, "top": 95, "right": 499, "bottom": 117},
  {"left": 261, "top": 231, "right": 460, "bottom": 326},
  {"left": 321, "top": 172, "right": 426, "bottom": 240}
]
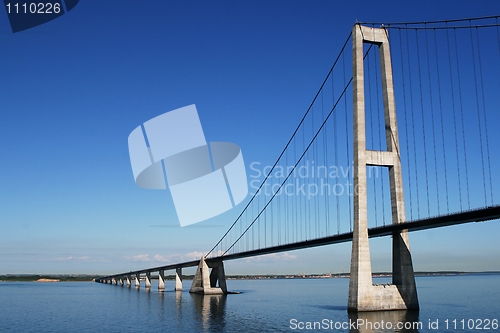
[{"left": 0, "top": 274, "right": 498, "bottom": 333}]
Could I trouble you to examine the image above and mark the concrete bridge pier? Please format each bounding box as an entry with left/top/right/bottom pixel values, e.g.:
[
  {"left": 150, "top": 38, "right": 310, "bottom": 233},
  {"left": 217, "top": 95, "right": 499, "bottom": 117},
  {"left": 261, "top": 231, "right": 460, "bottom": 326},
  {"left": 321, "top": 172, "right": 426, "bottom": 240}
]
[
  {"left": 119, "top": 278, "right": 124, "bottom": 286},
  {"left": 126, "top": 276, "right": 131, "bottom": 287},
  {"left": 134, "top": 274, "right": 140, "bottom": 288},
  {"left": 112, "top": 278, "right": 117, "bottom": 285},
  {"left": 189, "top": 257, "right": 227, "bottom": 295},
  {"left": 175, "top": 267, "right": 183, "bottom": 291},
  {"left": 158, "top": 270, "right": 165, "bottom": 290},
  {"left": 145, "top": 272, "right": 152, "bottom": 288}
]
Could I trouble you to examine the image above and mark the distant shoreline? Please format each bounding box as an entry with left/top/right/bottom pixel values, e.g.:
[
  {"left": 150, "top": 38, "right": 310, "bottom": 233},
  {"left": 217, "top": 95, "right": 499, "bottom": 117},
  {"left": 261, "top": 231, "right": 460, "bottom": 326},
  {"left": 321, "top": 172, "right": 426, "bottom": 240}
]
[{"left": 1, "top": 271, "right": 499, "bottom": 282}]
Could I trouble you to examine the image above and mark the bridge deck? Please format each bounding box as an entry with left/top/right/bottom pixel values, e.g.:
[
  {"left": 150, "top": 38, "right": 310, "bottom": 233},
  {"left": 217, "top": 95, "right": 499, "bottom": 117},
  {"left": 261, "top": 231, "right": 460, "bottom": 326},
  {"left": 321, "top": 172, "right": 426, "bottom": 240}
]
[{"left": 98, "top": 205, "right": 500, "bottom": 280}]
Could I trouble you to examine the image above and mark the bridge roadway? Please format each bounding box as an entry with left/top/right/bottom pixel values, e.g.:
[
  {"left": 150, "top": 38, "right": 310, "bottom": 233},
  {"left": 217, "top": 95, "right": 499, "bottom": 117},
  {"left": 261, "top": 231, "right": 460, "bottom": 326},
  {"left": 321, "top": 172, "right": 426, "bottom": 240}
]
[{"left": 98, "top": 205, "right": 500, "bottom": 280}]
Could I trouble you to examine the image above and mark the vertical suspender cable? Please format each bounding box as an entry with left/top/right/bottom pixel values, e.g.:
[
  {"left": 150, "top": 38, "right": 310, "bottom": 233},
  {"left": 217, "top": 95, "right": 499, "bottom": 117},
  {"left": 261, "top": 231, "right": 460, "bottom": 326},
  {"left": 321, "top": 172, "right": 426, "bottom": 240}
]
[
  {"left": 315, "top": 96, "right": 320, "bottom": 238},
  {"left": 293, "top": 135, "right": 296, "bottom": 243},
  {"left": 303, "top": 122, "right": 306, "bottom": 239},
  {"left": 433, "top": 29, "right": 450, "bottom": 213},
  {"left": 446, "top": 25, "right": 463, "bottom": 210},
  {"left": 277, "top": 164, "right": 281, "bottom": 245},
  {"left": 469, "top": 22, "right": 488, "bottom": 206},
  {"left": 251, "top": 182, "right": 254, "bottom": 250},
  {"left": 257, "top": 184, "right": 260, "bottom": 249},
  {"left": 332, "top": 72, "right": 340, "bottom": 234},
  {"left": 343, "top": 51, "right": 353, "bottom": 232},
  {"left": 407, "top": 28, "right": 421, "bottom": 218},
  {"left": 475, "top": 27, "right": 494, "bottom": 205},
  {"left": 399, "top": 29, "right": 414, "bottom": 219},
  {"left": 425, "top": 27, "right": 441, "bottom": 213},
  {"left": 306, "top": 131, "right": 311, "bottom": 239},
  {"left": 271, "top": 168, "right": 274, "bottom": 245},
  {"left": 245, "top": 206, "right": 248, "bottom": 251},
  {"left": 286, "top": 144, "right": 289, "bottom": 244},
  {"left": 278, "top": 173, "right": 281, "bottom": 244},
  {"left": 253, "top": 183, "right": 256, "bottom": 251},
  {"left": 264, "top": 186, "right": 267, "bottom": 248},
  {"left": 415, "top": 28, "right": 431, "bottom": 216},
  {"left": 300, "top": 128, "right": 304, "bottom": 240},
  {"left": 310, "top": 107, "right": 314, "bottom": 239},
  {"left": 322, "top": 89, "right": 330, "bottom": 236},
  {"left": 453, "top": 28, "right": 471, "bottom": 209}
]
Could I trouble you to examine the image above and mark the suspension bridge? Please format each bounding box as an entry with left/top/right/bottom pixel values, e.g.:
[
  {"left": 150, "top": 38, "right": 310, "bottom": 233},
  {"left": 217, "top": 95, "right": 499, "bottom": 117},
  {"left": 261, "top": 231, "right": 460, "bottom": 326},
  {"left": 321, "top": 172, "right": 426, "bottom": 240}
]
[{"left": 96, "top": 16, "right": 500, "bottom": 312}]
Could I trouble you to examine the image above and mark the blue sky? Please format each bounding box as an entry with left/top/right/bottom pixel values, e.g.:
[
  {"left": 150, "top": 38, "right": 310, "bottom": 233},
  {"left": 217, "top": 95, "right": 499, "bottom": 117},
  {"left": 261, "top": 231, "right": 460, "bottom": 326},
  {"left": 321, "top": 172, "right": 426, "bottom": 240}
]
[{"left": 1, "top": 1, "right": 499, "bottom": 276}]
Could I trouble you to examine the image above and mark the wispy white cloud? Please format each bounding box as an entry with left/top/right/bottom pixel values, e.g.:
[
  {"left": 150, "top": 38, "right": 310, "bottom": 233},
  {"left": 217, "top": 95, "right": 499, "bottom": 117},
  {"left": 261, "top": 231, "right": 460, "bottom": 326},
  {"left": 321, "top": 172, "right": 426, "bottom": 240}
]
[
  {"left": 56, "top": 256, "right": 74, "bottom": 261},
  {"left": 55, "top": 256, "right": 110, "bottom": 263},
  {"left": 244, "top": 252, "right": 297, "bottom": 263},
  {"left": 127, "top": 254, "right": 152, "bottom": 262},
  {"left": 125, "top": 251, "right": 205, "bottom": 264},
  {"left": 152, "top": 251, "right": 205, "bottom": 263},
  {"left": 153, "top": 254, "right": 169, "bottom": 262}
]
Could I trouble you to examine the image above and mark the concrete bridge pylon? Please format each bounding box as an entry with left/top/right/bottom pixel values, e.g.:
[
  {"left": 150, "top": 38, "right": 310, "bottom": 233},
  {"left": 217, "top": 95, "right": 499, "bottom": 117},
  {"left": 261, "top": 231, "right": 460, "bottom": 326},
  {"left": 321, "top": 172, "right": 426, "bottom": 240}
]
[{"left": 349, "top": 24, "right": 419, "bottom": 312}]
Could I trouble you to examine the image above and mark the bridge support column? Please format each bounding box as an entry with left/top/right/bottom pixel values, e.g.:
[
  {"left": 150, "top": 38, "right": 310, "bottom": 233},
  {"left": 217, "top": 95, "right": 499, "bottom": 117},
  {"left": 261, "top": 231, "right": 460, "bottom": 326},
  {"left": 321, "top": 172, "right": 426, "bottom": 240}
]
[
  {"left": 209, "top": 261, "right": 227, "bottom": 292},
  {"left": 135, "top": 274, "right": 140, "bottom": 288},
  {"left": 158, "top": 270, "right": 165, "bottom": 290},
  {"left": 119, "top": 278, "right": 124, "bottom": 286},
  {"left": 145, "top": 272, "right": 152, "bottom": 288},
  {"left": 348, "top": 24, "right": 418, "bottom": 312},
  {"left": 112, "top": 278, "right": 117, "bottom": 285},
  {"left": 126, "top": 276, "right": 131, "bottom": 287},
  {"left": 175, "top": 267, "right": 183, "bottom": 291},
  {"left": 189, "top": 257, "right": 227, "bottom": 295}
]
